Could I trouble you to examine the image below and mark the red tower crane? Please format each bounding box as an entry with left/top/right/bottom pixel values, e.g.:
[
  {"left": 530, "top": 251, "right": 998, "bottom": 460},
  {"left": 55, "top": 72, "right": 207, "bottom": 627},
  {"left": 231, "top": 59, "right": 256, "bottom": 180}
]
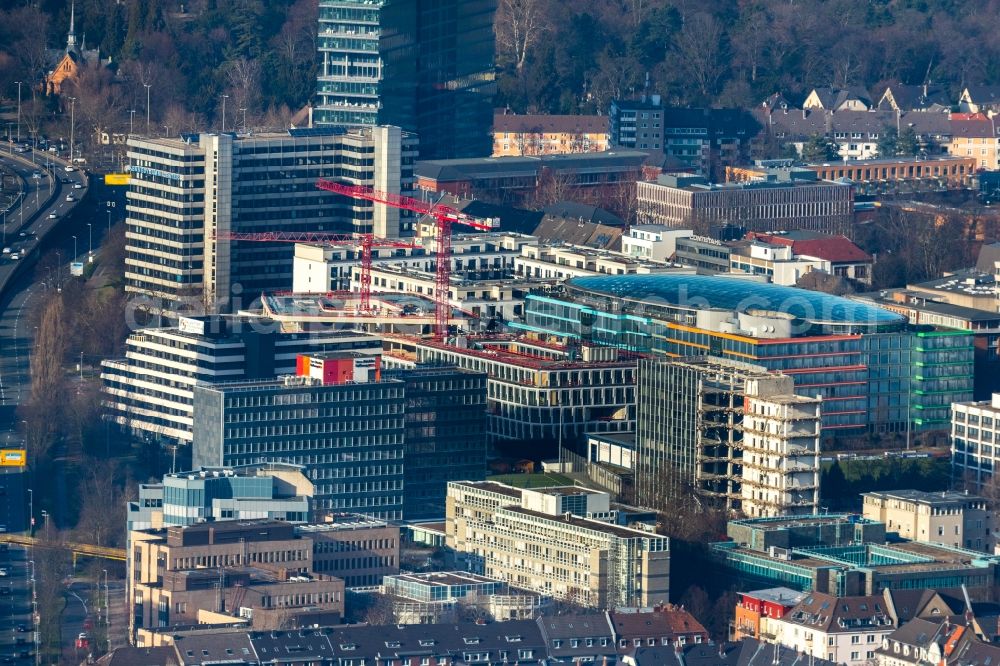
[
  {"left": 315, "top": 180, "right": 498, "bottom": 338},
  {"left": 213, "top": 230, "right": 420, "bottom": 313}
]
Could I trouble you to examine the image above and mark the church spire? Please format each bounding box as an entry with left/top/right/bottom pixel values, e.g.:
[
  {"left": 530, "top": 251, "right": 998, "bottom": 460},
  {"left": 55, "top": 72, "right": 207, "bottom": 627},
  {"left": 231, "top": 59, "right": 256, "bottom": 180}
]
[{"left": 66, "top": 0, "right": 78, "bottom": 55}]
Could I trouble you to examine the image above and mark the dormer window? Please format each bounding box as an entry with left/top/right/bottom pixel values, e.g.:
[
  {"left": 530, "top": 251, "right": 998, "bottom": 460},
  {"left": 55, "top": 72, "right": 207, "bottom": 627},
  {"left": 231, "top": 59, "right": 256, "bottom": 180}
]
[
  {"left": 464, "top": 637, "right": 481, "bottom": 645},
  {"left": 385, "top": 641, "right": 401, "bottom": 648}
]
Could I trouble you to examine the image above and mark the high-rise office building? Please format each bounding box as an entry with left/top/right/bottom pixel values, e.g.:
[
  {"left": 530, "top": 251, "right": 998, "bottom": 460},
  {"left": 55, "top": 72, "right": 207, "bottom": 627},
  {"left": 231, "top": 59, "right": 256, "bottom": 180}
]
[
  {"left": 125, "top": 127, "right": 415, "bottom": 308},
  {"left": 100, "top": 316, "right": 382, "bottom": 445},
  {"left": 192, "top": 352, "right": 406, "bottom": 520},
  {"left": 315, "top": 0, "right": 496, "bottom": 159},
  {"left": 636, "top": 356, "right": 821, "bottom": 516},
  {"left": 393, "top": 366, "right": 488, "bottom": 520}
]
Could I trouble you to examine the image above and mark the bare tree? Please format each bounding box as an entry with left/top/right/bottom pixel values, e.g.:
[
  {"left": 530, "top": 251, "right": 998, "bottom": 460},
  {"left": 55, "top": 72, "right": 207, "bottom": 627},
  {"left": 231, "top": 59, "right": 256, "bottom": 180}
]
[
  {"left": 225, "top": 57, "right": 263, "bottom": 126},
  {"left": 671, "top": 12, "right": 728, "bottom": 99},
  {"left": 495, "top": 0, "right": 550, "bottom": 73}
]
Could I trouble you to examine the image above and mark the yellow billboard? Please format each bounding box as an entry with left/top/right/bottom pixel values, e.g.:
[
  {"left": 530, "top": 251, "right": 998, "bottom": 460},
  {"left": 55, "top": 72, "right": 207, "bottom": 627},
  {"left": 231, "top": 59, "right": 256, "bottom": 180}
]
[
  {"left": 0, "top": 449, "right": 26, "bottom": 467},
  {"left": 104, "top": 173, "right": 131, "bottom": 186}
]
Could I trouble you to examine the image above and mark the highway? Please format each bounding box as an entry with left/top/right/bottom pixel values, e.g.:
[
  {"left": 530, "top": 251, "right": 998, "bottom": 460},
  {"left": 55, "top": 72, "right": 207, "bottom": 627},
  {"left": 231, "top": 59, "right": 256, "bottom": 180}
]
[
  {"left": 0, "top": 148, "right": 89, "bottom": 447},
  {"left": 0, "top": 545, "right": 36, "bottom": 664}
]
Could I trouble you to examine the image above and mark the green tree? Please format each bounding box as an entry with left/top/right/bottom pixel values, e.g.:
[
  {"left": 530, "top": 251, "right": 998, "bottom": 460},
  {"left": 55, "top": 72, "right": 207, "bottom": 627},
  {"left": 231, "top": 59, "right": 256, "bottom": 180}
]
[
  {"left": 898, "top": 126, "right": 921, "bottom": 156},
  {"left": 877, "top": 127, "right": 900, "bottom": 157},
  {"left": 800, "top": 133, "right": 838, "bottom": 162}
]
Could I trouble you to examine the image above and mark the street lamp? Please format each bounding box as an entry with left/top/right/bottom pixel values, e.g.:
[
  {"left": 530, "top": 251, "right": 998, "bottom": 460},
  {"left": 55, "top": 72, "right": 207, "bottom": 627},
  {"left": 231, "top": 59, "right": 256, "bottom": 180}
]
[
  {"left": 87, "top": 223, "right": 93, "bottom": 261},
  {"left": 144, "top": 84, "right": 152, "bottom": 134},
  {"left": 68, "top": 96, "right": 77, "bottom": 164},
  {"left": 14, "top": 81, "right": 22, "bottom": 143},
  {"left": 129, "top": 109, "right": 136, "bottom": 136},
  {"left": 72, "top": 235, "right": 77, "bottom": 259},
  {"left": 26, "top": 487, "right": 32, "bottom": 536},
  {"left": 221, "top": 94, "right": 229, "bottom": 133},
  {"left": 240, "top": 107, "right": 247, "bottom": 133}
]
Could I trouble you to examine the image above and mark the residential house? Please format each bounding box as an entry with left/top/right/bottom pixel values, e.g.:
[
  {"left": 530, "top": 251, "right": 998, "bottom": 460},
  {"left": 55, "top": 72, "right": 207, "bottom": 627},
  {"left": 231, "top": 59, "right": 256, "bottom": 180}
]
[
  {"left": 743, "top": 230, "right": 874, "bottom": 285},
  {"left": 875, "top": 618, "right": 948, "bottom": 666},
  {"left": 733, "top": 588, "right": 808, "bottom": 641},
  {"left": 536, "top": 613, "right": 618, "bottom": 664},
  {"left": 759, "top": 109, "right": 953, "bottom": 160},
  {"left": 803, "top": 87, "right": 873, "bottom": 111},
  {"left": 625, "top": 638, "right": 839, "bottom": 666},
  {"left": 877, "top": 83, "right": 952, "bottom": 113},
  {"left": 609, "top": 607, "right": 709, "bottom": 651},
  {"left": 959, "top": 86, "right": 1000, "bottom": 114},
  {"left": 768, "top": 592, "right": 895, "bottom": 666}
]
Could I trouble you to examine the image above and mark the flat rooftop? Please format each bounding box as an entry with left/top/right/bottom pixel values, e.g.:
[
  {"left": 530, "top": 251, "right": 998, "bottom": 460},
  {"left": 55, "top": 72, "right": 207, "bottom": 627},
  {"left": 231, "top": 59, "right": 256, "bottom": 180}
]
[
  {"left": 456, "top": 480, "right": 524, "bottom": 500},
  {"left": 503, "top": 506, "right": 666, "bottom": 541},
  {"left": 911, "top": 270, "right": 997, "bottom": 297},
  {"left": 741, "top": 587, "right": 808, "bottom": 605},
  {"left": 730, "top": 514, "right": 874, "bottom": 530},
  {"left": 418, "top": 338, "right": 639, "bottom": 372},
  {"left": 386, "top": 571, "right": 501, "bottom": 588},
  {"left": 529, "top": 486, "right": 607, "bottom": 498},
  {"left": 863, "top": 489, "right": 987, "bottom": 506}
]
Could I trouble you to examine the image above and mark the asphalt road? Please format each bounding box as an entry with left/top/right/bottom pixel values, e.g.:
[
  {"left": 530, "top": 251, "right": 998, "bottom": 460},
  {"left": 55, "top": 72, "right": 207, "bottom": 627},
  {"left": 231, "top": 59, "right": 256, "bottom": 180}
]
[
  {"left": 0, "top": 149, "right": 89, "bottom": 447},
  {"left": 0, "top": 545, "right": 37, "bottom": 664}
]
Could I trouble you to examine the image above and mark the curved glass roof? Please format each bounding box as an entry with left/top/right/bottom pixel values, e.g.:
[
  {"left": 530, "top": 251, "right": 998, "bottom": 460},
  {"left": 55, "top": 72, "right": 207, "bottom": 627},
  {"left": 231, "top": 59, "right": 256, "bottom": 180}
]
[{"left": 568, "top": 274, "right": 906, "bottom": 327}]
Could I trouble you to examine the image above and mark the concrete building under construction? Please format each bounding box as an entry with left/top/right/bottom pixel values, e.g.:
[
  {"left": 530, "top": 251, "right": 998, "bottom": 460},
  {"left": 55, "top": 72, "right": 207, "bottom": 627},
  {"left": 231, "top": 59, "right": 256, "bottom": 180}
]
[{"left": 636, "top": 356, "right": 821, "bottom": 517}]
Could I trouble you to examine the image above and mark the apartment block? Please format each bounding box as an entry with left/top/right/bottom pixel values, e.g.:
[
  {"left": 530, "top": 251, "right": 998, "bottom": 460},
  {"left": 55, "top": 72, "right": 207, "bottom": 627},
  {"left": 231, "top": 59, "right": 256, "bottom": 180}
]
[
  {"left": 636, "top": 172, "right": 853, "bottom": 237},
  {"left": 446, "top": 481, "right": 670, "bottom": 609},
  {"left": 637, "top": 357, "right": 821, "bottom": 516},
  {"left": 493, "top": 113, "right": 609, "bottom": 157},
  {"left": 125, "top": 128, "right": 416, "bottom": 308},
  {"left": 100, "top": 317, "right": 382, "bottom": 445},
  {"left": 192, "top": 352, "right": 406, "bottom": 520}
]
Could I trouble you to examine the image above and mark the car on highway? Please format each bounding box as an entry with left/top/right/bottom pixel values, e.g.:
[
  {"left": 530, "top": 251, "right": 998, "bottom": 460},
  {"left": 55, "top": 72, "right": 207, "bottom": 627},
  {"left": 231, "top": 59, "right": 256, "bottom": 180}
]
[
  {"left": 9, "top": 254, "right": 19, "bottom": 261},
  {"left": 73, "top": 183, "right": 83, "bottom": 189},
  {"left": 48, "top": 212, "right": 58, "bottom": 219},
  {"left": 0, "top": 567, "right": 6, "bottom": 576},
  {"left": 63, "top": 165, "right": 75, "bottom": 172},
  {"left": 65, "top": 194, "right": 75, "bottom": 202},
  {"left": 2, "top": 248, "right": 10, "bottom": 255}
]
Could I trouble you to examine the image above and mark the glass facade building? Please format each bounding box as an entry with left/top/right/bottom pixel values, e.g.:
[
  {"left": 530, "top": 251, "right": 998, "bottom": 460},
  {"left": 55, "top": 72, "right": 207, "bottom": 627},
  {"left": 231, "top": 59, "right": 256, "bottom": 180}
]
[
  {"left": 315, "top": 0, "right": 496, "bottom": 159},
  {"left": 515, "top": 275, "right": 974, "bottom": 436},
  {"left": 193, "top": 377, "right": 406, "bottom": 520},
  {"left": 391, "top": 366, "right": 489, "bottom": 520}
]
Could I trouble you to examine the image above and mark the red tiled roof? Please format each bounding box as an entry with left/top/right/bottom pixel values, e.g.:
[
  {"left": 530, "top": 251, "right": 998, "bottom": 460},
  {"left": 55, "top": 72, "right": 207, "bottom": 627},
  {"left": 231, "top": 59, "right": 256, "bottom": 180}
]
[
  {"left": 609, "top": 609, "right": 709, "bottom": 639},
  {"left": 746, "top": 233, "right": 872, "bottom": 263}
]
